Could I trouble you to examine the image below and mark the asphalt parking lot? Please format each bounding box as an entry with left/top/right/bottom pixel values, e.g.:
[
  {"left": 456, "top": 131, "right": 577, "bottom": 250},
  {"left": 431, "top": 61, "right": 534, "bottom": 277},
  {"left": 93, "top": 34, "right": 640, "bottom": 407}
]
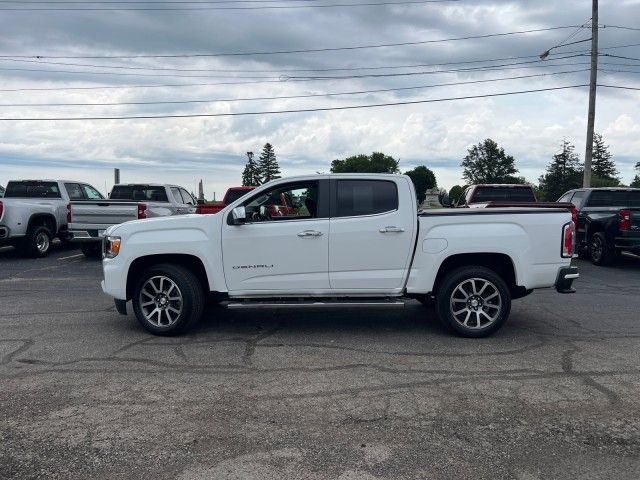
[{"left": 1, "top": 243, "right": 640, "bottom": 479}]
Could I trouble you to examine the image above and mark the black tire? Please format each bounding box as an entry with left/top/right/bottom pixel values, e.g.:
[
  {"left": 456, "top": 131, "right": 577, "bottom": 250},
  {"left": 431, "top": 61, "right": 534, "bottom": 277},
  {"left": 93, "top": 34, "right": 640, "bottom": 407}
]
[
  {"left": 435, "top": 266, "right": 511, "bottom": 338},
  {"left": 132, "top": 263, "right": 205, "bottom": 336},
  {"left": 19, "top": 225, "right": 52, "bottom": 258},
  {"left": 81, "top": 242, "right": 102, "bottom": 259},
  {"left": 589, "top": 232, "right": 615, "bottom": 266}
]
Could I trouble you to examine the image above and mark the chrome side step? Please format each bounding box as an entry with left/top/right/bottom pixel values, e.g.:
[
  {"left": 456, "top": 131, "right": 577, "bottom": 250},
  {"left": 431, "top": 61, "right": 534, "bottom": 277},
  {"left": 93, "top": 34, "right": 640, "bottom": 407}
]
[{"left": 226, "top": 298, "right": 405, "bottom": 309}]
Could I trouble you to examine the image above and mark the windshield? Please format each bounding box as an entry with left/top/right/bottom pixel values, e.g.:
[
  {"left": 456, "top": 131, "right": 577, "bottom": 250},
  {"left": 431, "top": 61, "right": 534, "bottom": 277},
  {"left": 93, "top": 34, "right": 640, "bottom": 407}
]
[
  {"left": 471, "top": 186, "right": 536, "bottom": 203},
  {"left": 4, "top": 181, "right": 61, "bottom": 198},
  {"left": 110, "top": 185, "right": 168, "bottom": 202}
]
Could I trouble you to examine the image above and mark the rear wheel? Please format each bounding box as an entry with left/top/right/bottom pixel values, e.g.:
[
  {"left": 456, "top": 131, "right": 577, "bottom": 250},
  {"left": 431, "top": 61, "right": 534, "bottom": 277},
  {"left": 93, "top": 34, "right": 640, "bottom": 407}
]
[
  {"left": 19, "top": 225, "right": 52, "bottom": 258},
  {"left": 81, "top": 242, "right": 102, "bottom": 259},
  {"left": 132, "top": 264, "right": 205, "bottom": 336},
  {"left": 435, "top": 266, "right": 511, "bottom": 338},
  {"left": 589, "top": 232, "right": 615, "bottom": 266}
]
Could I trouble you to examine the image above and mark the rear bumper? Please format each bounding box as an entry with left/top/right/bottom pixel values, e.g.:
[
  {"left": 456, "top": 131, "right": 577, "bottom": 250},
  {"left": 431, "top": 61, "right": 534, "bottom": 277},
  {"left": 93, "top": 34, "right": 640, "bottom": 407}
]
[
  {"left": 555, "top": 266, "right": 579, "bottom": 294},
  {"left": 71, "top": 230, "right": 103, "bottom": 242},
  {"left": 614, "top": 234, "right": 640, "bottom": 251}
]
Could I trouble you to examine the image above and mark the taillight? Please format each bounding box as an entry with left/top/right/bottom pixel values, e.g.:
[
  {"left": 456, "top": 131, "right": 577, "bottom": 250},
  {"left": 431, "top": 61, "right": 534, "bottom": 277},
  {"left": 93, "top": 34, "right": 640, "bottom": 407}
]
[
  {"left": 66, "top": 203, "right": 72, "bottom": 223},
  {"left": 562, "top": 222, "right": 575, "bottom": 258},
  {"left": 0, "top": 201, "right": 3, "bottom": 219},
  {"left": 618, "top": 209, "right": 631, "bottom": 232},
  {"left": 570, "top": 205, "right": 578, "bottom": 231},
  {"left": 137, "top": 203, "right": 147, "bottom": 219}
]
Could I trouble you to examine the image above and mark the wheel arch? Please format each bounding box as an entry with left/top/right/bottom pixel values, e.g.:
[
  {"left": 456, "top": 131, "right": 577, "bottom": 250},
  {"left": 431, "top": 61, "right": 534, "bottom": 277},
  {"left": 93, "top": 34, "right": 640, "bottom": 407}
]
[
  {"left": 27, "top": 213, "right": 57, "bottom": 235},
  {"left": 126, "top": 254, "right": 209, "bottom": 300},
  {"left": 432, "top": 252, "right": 524, "bottom": 298}
]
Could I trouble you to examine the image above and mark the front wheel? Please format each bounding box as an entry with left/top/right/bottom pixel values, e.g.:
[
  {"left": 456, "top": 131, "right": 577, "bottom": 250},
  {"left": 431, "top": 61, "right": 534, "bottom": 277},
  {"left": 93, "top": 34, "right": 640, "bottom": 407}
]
[
  {"left": 132, "top": 264, "right": 205, "bottom": 336},
  {"left": 435, "top": 266, "right": 511, "bottom": 338}
]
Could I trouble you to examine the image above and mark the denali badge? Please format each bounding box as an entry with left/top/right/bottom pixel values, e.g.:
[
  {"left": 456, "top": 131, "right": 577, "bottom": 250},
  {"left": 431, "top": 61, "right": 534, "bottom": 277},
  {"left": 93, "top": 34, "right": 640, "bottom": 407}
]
[{"left": 232, "top": 264, "right": 274, "bottom": 269}]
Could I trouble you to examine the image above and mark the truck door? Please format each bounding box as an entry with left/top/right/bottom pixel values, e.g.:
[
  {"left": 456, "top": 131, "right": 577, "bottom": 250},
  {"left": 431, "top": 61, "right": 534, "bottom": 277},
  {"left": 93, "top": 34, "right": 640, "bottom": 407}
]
[
  {"left": 328, "top": 178, "right": 415, "bottom": 291},
  {"left": 222, "top": 180, "right": 330, "bottom": 293}
]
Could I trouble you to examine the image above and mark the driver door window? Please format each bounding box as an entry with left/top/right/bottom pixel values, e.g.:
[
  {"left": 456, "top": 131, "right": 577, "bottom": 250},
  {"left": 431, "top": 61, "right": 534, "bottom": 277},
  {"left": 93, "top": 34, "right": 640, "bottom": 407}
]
[{"left": 241, "top": 182, "right": 319, "bottom": 222}]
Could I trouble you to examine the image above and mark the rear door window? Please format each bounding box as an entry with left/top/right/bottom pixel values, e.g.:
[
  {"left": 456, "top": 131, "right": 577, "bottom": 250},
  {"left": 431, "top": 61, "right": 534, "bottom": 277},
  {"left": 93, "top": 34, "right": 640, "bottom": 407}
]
[
  {"left": 170, "top": 187, "right": 183, "bottom": 204},
  {"left": 335, "top": 180, "right": 398, "bottom": 217},
  {"left": 64, "top": 183, "right": 84, "bottom": 200},
  {"left": 5, "top": 181, "right": 61, "bottom": 198}
]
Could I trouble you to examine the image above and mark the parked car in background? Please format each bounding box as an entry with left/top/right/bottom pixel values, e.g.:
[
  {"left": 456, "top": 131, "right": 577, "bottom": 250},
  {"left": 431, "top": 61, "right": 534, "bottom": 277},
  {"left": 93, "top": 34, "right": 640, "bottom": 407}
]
[
  {"left": 70, "top": 183, "right": 197, "bottom": 258},
  {"left": 558, "top": 187, "right": 640, "bottom": 265},
  {"left": 454, "top": 184, "right": 577, "bottom": 227},
  {"left": 101, "top": 174, "right": 578, "bottom": 338},
  {"left": 0, "top": 185, "right": 5, "bottom": 198},
  {"left": 0, "top": 180, "right": 104, "bottom": 257},
  {"left": 196, "top": 186, "right": 255, "bottom": 214}
]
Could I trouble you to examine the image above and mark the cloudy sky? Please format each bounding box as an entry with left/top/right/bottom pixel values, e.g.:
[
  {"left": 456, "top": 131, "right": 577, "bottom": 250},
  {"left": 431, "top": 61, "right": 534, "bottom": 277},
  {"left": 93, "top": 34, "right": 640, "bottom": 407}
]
[{"left": 0, "top": 0, "right": 638, "bottom": 197}]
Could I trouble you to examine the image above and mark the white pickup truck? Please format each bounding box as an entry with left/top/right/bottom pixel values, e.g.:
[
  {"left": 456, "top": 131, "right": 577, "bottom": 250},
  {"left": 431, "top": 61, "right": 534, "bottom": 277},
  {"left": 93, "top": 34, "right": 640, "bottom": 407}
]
[
  {"left": 70, "top": 183, "right": 198, "bottom": 258},
  {"left": 0, "top": 179, "right": 104, "bottom": 257},
  {"left": 101, "top": 174, "right": 579, "bottom": 338}
]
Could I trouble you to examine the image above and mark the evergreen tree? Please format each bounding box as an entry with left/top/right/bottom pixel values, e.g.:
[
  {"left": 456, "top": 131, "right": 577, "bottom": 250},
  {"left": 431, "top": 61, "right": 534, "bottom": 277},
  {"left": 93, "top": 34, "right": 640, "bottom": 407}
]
[
  {"left": 591, "top": 133, "right": 619, "bottom": 182},
  {"left": 241, "top": 152, "right": 261, "bottom": 186},
  {"left": 404, "top": 165, "right": 437, "bottom": 204},
  {"left": 448, "top": 185, "right": 465, "bottom": 205},
  {"left": 631, "top": 162, "right": 640, "bottom": 188},
  {"left": 461, "top": 139, "right": 520, "bottom": 184},
  {"left": 256, "top": 143, "right": 281, "bottom": 184},
  {"left": 538, "top": 140, "right": 583, "bottom": 201}
]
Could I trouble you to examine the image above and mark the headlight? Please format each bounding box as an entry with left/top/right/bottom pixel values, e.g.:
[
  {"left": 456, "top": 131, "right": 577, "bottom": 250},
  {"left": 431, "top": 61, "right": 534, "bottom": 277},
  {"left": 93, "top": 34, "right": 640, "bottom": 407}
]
[{"left": 103, "top": 235, "right": 121, "bottom": 259}]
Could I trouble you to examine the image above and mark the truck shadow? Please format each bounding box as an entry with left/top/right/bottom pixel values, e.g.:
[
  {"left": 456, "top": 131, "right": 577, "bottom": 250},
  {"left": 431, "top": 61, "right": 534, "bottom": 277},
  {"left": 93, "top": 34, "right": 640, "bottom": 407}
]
[{"left": 0, "top": 240, "right": 80, "bottom": 260}]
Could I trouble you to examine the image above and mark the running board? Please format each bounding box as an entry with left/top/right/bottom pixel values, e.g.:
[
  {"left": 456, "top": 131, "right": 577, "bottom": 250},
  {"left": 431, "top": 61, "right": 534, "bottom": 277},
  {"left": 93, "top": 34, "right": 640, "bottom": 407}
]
[{"left": 226, "top": 298, "right": 405, "bottom": 309}]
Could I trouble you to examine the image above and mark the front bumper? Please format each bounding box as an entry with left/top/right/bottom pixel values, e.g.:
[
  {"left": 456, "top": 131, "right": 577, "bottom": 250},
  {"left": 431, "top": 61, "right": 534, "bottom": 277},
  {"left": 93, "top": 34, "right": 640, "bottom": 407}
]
[{"left": 555, "top": 266, "right": 579, "bottom": 294}]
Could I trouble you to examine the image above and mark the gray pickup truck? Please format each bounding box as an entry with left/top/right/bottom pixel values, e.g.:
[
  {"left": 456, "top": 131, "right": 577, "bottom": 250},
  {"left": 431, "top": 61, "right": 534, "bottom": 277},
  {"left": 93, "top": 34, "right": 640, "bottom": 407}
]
[
  {"left": 70, "top": 183, "right": 197, "bottom": 258},
  {"left": 0, "top": 180, "right": 104, "bottom": 257}
]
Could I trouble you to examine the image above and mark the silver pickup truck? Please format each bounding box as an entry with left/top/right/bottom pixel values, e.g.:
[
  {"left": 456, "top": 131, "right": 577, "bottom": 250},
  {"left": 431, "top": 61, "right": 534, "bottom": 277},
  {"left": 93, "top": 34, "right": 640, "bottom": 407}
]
[
  {"left": 70, "top": 183, "right": 197, "bottom": 257},
  {"left": 0, "top": 180, "right": 104, "bottom": 257}
]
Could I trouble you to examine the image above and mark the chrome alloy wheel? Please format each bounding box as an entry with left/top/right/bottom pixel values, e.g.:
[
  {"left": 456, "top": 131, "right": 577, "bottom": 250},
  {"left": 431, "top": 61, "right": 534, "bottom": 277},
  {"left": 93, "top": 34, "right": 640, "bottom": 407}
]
[
  {"left": 449, "top": 278, "right": 502, "bottom": 329},
  {"left": 139, "top": 276, "right": 183, "bottom": 327},
  {"left": 36, "top": 231, "right": 50, "bottom": 253}
]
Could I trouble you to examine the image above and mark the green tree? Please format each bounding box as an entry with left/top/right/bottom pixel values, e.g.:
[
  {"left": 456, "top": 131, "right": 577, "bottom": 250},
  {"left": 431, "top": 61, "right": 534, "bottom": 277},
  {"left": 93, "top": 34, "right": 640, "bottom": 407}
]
[
  {"left": 461, "top": 139, "right": 520, "bottom": 184},
  {"left": 330, "top": 152, "right": 399, "bottom": 174},
  {"left": 448, "top": 185, "right": 465, "bottom": 205},
  {"left": 241, "top": 151, "right": 261, "bottom": 186},
  {"left": 538, "top": 140, "right": 583, "bottom": 201},
  {"left": 256, "top": 143, "right": 281, "bottom": 184},
  {"left": 630, "top": 162, "right": 640, "bottom": 188},
  {"left": 592, "top": 133, "right": 619, "bottom": 183},
  {"left": 404, "top": 166, "right": 437, "bottom": 204}
]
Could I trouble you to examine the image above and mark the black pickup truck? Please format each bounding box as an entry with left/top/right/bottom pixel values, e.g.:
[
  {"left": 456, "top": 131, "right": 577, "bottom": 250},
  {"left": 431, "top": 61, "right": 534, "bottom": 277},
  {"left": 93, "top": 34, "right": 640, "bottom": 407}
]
[{"left": 558, "top": 188, "right": 640, "bottom": 265}]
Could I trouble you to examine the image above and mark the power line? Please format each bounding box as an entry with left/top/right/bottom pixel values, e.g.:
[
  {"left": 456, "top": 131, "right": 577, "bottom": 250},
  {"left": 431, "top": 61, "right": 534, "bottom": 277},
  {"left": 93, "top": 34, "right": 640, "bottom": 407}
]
[
  {"left": 0, "top": 0, "right": 461, "bottom": 10},
  {"left": 0, "top": 84, "right": 588, "bottom": 121},
  {"left": 2, "top": 41, "right": 634, "bottom": 74},
  {"left": 600, "top": 25, "right": 640, "bottom": 31},
  {"left": 0, "top": 55, "right": 590, "bottom": 78},
  {"left": 599, "top": 84, "right": 640, "bottom": 91},
  {"left": 0, "top": 69, "right": 589, "bottom": 107},
  {"left": 0, "top": 26, "right": 583, "bottom": 59}
]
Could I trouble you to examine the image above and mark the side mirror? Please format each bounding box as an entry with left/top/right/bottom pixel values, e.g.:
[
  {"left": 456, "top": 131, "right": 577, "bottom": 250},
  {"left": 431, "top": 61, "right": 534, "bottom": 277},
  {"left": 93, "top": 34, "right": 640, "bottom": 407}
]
[{"left": 231, "top": 206, "right": 246, "bottom": 225}]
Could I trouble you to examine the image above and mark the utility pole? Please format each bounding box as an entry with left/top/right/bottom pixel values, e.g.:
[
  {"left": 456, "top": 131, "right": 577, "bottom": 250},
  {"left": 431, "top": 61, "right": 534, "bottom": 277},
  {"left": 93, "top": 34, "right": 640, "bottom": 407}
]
[{"left": 583, "top": 0, "right": 598, "bottom": 187}]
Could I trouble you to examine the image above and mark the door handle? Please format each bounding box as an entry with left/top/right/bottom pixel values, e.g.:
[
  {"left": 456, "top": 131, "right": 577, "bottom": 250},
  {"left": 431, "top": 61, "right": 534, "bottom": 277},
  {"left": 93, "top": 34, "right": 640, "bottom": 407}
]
[
  {"left": 379, "top": 226, "right": 405, "bottom": 233},
  {"left": 297, "top": 230, "right": 323, "bottom": 237}
]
